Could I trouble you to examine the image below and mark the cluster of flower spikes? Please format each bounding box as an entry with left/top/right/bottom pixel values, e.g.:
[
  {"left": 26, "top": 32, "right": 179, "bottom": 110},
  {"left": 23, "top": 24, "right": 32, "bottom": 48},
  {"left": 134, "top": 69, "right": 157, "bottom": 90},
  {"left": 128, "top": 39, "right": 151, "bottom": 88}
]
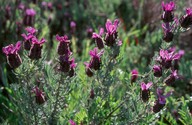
[
  {"left": 150, "top": 42, "right": 184, "bottom": 113},
  {"left": 161, "top": 1, "right": 192, "bottom": 43},
  {"left": 84, "top": 19, "right": 122, "bottom": 77},
  {"left": 22, "top": 27, "right": 46, "bottom": 60},
  {"left": 2, "top": 27, "right": 47, "bottom": 104},
  {"left": 139, "top": 1, "right": 188, "bottom": 113},
  {"left": 2, "top": 27, "right": 46, "bottom": 68},
  {"left": 56, "top": 34, "right": 76, "bottom": 77}
]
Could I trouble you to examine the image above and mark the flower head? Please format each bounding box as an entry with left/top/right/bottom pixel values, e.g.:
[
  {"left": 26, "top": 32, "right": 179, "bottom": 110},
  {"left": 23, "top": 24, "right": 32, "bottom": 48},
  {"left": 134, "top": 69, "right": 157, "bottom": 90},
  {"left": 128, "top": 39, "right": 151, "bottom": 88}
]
[
  {"left": 162, "top": 23, "right": 174, "bottom": 42},
  {"left": 105, "top": 19, "right": 119, "bottom": 34},
  {"left": 159, "top": 49, "right": 181, "bottom": 69},
  {"left": 162, "top": 1, "right": 175, "bottom": 12},
  {"left": 26, "top": 9, "right": 36, "bottom": 16},
  {"left": 104, "top": 19, "right": 119, "bottom": 46},
  {"left": 2, "top": 41, "right": 21, "bottom": 55},
  {"left": 2, "top": 41, "right": 22, "bottom": 69},
  {"left": 28, "top": 37, "right": 46, "bottom": 59},
  {"left": 92, "top": 28, "right": 104, "bottom": 49},
  {"left": 164, "top": 70, "right": 179, "bottom": 86},
  {"left": 21, "top": 27, "right": 37, "bottom": 50},
  {"left": 153, "top": 65, "right": 162, "bottom": 77},
  {"left": 131, "top": 69, "right": 138, "bottom": 83},
  {"left": 86, "top": 28, "right": 93, "bottom": 38},
  {"left": 32, "top": 86, "right": 46, "bottom": 104},
  {"left": 161, "top": 1, "right": 175, "bottom": 23},
  {"left": 89, "top": 47, "right": 104, "bottom": 70},
  {"left": 180, "top": 8, "right": 192, "bottom": 28},
  {"left": 153, "top": 88, "right": 172, "bottom": 113},
  {"left": 90, "top": 89, "right": 95, "bottom": 99},
  {"left": 84, "top": 62, "right": 94, "bottom": 77},
  {"left": 68, "top": 58, "right": 77, "bottom": 77},
  {"left": 56, "top": 34, "right": 71, "bottom": 55},
  {"left": 140, "top": 82, "right": 152, "bottom": 102}
]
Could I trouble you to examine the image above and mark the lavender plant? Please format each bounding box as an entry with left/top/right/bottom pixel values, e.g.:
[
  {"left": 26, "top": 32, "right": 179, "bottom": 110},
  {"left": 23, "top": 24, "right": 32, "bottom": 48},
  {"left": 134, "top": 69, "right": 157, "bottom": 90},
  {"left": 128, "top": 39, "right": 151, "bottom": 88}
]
[{"left": 0, "top": 0, "right": 192, "bottom": 125}]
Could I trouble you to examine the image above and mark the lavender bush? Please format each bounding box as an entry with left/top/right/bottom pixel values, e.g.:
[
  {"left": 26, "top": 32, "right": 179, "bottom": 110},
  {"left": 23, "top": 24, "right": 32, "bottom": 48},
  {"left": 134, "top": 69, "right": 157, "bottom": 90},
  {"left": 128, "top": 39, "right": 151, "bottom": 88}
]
[{"left": 0, "top": 0, "right": 192, "bottom": 124}]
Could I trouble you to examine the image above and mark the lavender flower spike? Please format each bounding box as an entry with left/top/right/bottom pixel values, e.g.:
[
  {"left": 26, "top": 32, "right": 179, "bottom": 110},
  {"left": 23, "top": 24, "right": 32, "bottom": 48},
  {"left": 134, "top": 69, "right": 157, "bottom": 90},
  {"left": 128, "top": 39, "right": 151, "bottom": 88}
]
[
  {"left": 2, "top": 41, "right": 22, "bottom": 69},
  {"left": 153, "top": 65, "right": 162, "bottom": 77},
  {"left": 92, "top": 28, "right": 104, "bottom": 49},
  {"left": 56, "top": 34, "right": 71, "bottom": 56},
  {"left": 141, "top": 82, "right": 153, "bottom": 102},
  {"left": 29, "top": 37, "right": 46, "bottom": 60},
  {"left": 180, "top": 8, "right": 192, "bottom": 28},
  {"left": 164, "top": 70, "right": 179, "bottom": 86},
  {"left": 161, "top": 1, "right": 175, "bottom": 23},
  {"left": 153, "top": 88, "right": 172, "bottom": 113},
  {"left": 131, "top": 69, "right": 138, "bottom": 83},
  {"left": 104, "top": 19, "right": 119, "bottom": 46},
  {"left": 89, "top": 47, "right": 104, "bottom": 70},
  {"left": 23, "top": 8, "right": 36, "bottom": 26}
]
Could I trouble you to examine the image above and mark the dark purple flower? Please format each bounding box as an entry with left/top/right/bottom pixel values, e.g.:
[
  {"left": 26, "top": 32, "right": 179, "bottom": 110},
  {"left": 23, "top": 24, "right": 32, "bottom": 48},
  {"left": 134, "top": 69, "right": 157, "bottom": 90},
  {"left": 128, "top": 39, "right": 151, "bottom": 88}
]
[
  {"left": 47, "top": 2, "right": 53, "bottom": 11},
  {"left": 140, "top": 82, "right": 152, "bottom": 102},
  {"left": 162, "top": 23, "right": 174, "bottom": 42},
  {"left": 59, "top": 55, "right": 71, "bottom": 73},
  {"left": 68, "top": 58, "right": 77, "bottom": 77},
  {"left": 56, "top": 34, "right": 71, "bottom": 56},
  {"left": 159, "top": 49, "right": 181, "bottom": 69},
  {"left": 69, "top": 120, "right": 76, "bottom": 125},
  {"left": 104, "top": 19, "right": 119, "bottom": 46},
  {"left": 2, "top": 41, "right": 22, "bottom": 69},
  {"left": 92, "top": 28, "right": 104, "bottom": 49},
  {"left": 86, "top": 28, "right": 93, "bottom": 38},
  {"left": 23, "top": 9, "right": 36, "bottom": 26},
  {"left": 70, "top": 21, "right": 76, "bottom": 34},
  {"left": 90, "top": 89, "right": 95, "bottom": 99},
  {"left": 164, "top": 70, "right": 179, "bottom": 86},
  {"left": 41, "top": 1, "right": 47, "bottom": 9},
  {"left": 131, "top": 69, "right": 138, "bottom": 83},
  {"left": 29, "top": 37, "right": 46, "bottom": 60},
  {"left": 180, "top": 8, "right": 192, "bottom": 28},
  {"left": 153, "top": 65, "right": 162, "bottom": 77},
  {"left": 21, "top": 27, "right": 37, "bottom": 50},
  {"left": 173, "top": 50, "right": 184, "bottom": 70},
  {"left": 84, "top": 62, "right": 94, "bottom": 77},
  {"left": 89, "top": 47, "right": 104, "bottom": 70},
  {"left": 32, "top": 86, "right": 46, "bottom": 104},
  {"left": 161, "top": 1, "right": 175, "bottom": 23},
  {"left": 153, "top": 88, "right": 172, "bottom": 113},
  {"left": 5, "top": 5, "right": 11, "bottom": 20},
  {"left": 18, "top": 3, "right": 25, "bottom": 10}
]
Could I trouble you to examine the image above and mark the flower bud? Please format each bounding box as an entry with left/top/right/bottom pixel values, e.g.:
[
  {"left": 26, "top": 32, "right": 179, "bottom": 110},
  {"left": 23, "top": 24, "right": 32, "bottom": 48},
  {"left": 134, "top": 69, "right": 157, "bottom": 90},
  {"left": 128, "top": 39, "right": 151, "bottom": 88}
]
[
  {"left": 153, "top": 65, "right": 162, "bottom": 77},
  {"left": 164, "top": 70, "right": 178, "bottom": 86},
  {"left": 180, "top": 8, "right": 192, "bottom": 28},
  {"left": 131, "top": 69, "right": 138, "bottom": 83},
  {"left": 90, "top": 89, "right": 95, "bottom": 99}
]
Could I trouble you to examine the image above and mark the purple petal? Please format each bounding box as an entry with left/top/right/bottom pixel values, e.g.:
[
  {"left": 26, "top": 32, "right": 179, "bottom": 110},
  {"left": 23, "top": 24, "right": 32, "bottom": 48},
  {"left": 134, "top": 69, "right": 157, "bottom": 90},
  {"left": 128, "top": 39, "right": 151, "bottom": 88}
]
[
  {"left": 69, "top": 120, "right": 76, "bottom": 125},
  {"left": 97, "top": 49, "right": 104, "bottom": 57},
  {"left": 92, "top": 33, "right": 100, "bottom": 39},
  {"left": 141, "top": 82, "right": 146, "bottom": 90},
  {"left": 99, "top": 28, "right": 104, "bottom": 36},
  {"left": 146, "top": 82, "right": 153, "bottom": 89},
  {"left": 114, "top": 19, "right": 119, "bottom": 27},
  {"left": 105, "top": 19, "right": 112, "bottom": 32}
]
